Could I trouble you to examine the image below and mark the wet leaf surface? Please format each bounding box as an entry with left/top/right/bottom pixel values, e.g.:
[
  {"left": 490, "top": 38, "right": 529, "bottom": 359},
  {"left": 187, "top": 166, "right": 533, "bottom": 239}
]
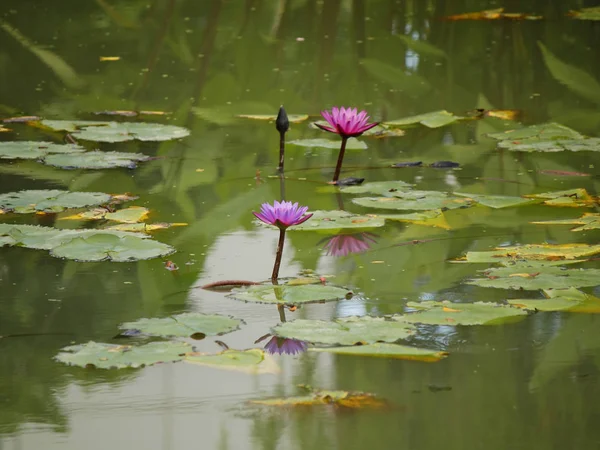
[
  {"left": 119, "top": 313, "right": 242, "bottom": 338},
  {"left": 0, "top": 141, "right": 85, "bottom": 160},
  {"left": 532, "top": 213, "right": 600, "bottom": 231},
  {"left": 228, "top": 284, "right": 352, "bottom": 305},
  {"left": 466, "top": 266, "right": 600, "bottom": 290},
  {"left": 455, "top": 243, "right": 600, "bottom": 263},
  {"left": 310, "top": 343, "right": 448, "bottom": 361},
  {"left": 0, "top": 190, "right": 111, "bottom": 213},
  {"left": 404, "top": 301, "right": 527, "bottom": 325},
  {"left": 339, "top": 181, "right": 413, "bottom": 196},
  {"left": 488, "top": 123, "right": 600, "bottom": 152},
  {"left": 375, "top": 210, "right": 451, "bottom": 229},
  {"left": 184, "top": 348, "right": 279, "bottom": 374},
  {"left": 383, "top": 110, "right": 464, "bottom": 128},
  {"left": 62, "top": 206, "right": 150, "bottom": 223},
  {"left": 43, "top": 151, "right": 151, "bottom": 169},
  {"left": 454, "top": 192, "right": 539, "bottom": 209},
  {"left": 288, "top": 138, "right": 367, "bottom": 150},
  {"left": 352, "top": 191, "right": 472, "bottom": 211},
  {"left": 285, "top": 210, "right": 385, "bottom": 231}
]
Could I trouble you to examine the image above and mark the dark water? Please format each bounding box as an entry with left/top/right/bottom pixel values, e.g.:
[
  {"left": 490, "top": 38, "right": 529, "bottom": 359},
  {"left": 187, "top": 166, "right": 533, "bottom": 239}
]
[{"left": 1, "top": 1, "right": 600, "bottom": 449}]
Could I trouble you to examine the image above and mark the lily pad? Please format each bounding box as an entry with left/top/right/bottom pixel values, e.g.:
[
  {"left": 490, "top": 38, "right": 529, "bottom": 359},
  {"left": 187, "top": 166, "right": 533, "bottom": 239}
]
[
  {"left": 339, "top": 181, "right": 413, "bottom": 196},
  {"left": 286, "top": 210, "right": 385, "bottom": 231},
  {"left": 55, "top": 341, "right": 191, "bottom": 369},
  {"left": 119, "top": 313, "right": 242, "bottom": 338},
  {"left": 488, "top": 123, "right": 583, "bottom": 141},
  {"left": 487, "top": 123, "right": 600, "bottom": 152},
  {"left": 228, "top": 284, "right": 352, "bottom": 305},
  {"left": 404, "top": 301, "right": 527, "bottom": 325},
  {"left": 49, "top": 233, "right": 175, "bottom": 262},
  {"left": 236, "top": 114, "right": 308, "bottom": 123},
  {"left": 383, "top": 110, "right": 464, "bottom": 128},
  {"left": 569, "top": 6, "right": 600, "bottom": 20},
  {"left": 456, "top": 243, "right": 600, "bottom": 263},
  {"left": 272, "top": 316, "right": 415, "bottom": 345},
  {"left": 43, "top": 151, "right": 151, "bottom": 169},
  {"left": 523, "top": 188, "right": 596, "bottom": 207},
  {"left": 454, "top": 192, "right": 538, "bottom": 209},
  {"left": 184, "top": 348, "right": 278, "bottom": 374},
  {"left": 0, "top": 190, "right": 111, "bottom": 213},
  {"left": 532, "top": 213, "right": 600, "bottom": 231},
  {"left": 0, "top": 141, "right": 85, "bottom": 160},
  {"left": 250, "top": 389, "right": 387, "bottom": 408},
  {"left": 104, "top": 222, "right": 186, "bottom": 232},
  {"left": 352, "top": 191, "right": 472, "bottom": 211},
  {"left": 377, "top": 210, "right": 451, "bottom": 229},
  {"left": 310, "top": 343, "right": 448, "bottom": 362},
  {"left": 40, "top": 120, "right": 190, "bottom": 142},
  {"left": 62, "top": 206, "right": 150, "bottom": 223},
  {"left": 465, "top": 266, "right": 600, "bottom": 290},
  {"left": 287, "top": 138, "right": 367, "bottom": 150}
]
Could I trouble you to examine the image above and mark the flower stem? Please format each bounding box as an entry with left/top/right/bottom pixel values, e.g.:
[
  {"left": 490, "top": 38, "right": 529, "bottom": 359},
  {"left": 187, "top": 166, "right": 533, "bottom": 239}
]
[
  {"left": 277, "top": 304, "right": 287, "bottom": 322},
  {"left": 271, "top": 228, "right": 286, "bottom": 283},
  {"left": 278, "top": 131, "right": 286, "bottom": 173},
  {"left": 332, "top": 136, "right": 348, "bottom": 183}
]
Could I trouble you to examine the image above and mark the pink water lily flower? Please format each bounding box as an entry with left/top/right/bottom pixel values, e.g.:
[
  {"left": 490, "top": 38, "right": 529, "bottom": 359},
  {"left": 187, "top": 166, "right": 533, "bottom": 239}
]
[
  {"left": 264, "top": 336, "right": 308, "bottom": 355},
  {"left": 315, "top": 106, "right": 379, "bottom": 138},
  {"left": 253, "top": 200, "right": 313, "bottom": 230}
]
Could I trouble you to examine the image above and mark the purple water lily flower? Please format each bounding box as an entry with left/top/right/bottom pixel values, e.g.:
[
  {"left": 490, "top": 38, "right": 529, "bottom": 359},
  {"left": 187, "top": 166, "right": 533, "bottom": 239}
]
[
  {"left": 315, "top": 106, "right": 379, "bottom": 138},
  {"left": 253, "top": 200, "right": 313, "bottom": 230},
  {"left": 323, "top": 233, "right": 377, "bottom": 257},
  {"left": 264, "top": 336, "right": 308, "bottom": 355}
]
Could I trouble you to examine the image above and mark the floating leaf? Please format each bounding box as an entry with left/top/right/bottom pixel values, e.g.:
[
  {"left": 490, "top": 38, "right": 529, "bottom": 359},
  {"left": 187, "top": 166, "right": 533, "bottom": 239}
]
[
  {"left": 383, "top": 110, "right": 464, "bottom": 128},
  {"left": 0, "top": 190, "right": 111, "bottom": 214},
  {"left": 352, "top": 191, "right": 472, "bottom": 211},
  {"left": 43, "top": 151, "right": 151, "bottom": 169},
  {"left": 455, "top": 243, "right": 600, "bottom": 264},
  {"left": 532, "top": 213, "right": 600, "bottom": 231},
  {"left": 339, "top": 181, "right": 413, "bottom": 196},
  {"left": 569, "top": 6, "right": 600, "bottom": 20},
  {"left": 509, "top": 288, "right": 600, "bottom": 313},
  {"left": 487, "top": 123, "right": 600, "bottom": 152},
  {"left": 288, "top": 138, "right": 367, "bottom": 150},
  {"left": 55, "top": 341, "right": 191, "bottom": 369},
  {"left": 104, "top": 222, "right": 186, "bottom": 232},
  {"left": 184, "top": 348, "right": 279, "bottom": 374},
  {"left": 376, "top": 210, "right": 451, "bottom": 229},
  {"left": 538, "top": 169, "right": 590, "bottom": 177},
  {"left": 250, "top": 389, "right": 387, "bottom": 408},
  {"left": 228, "top": 284, "right": 352, "bottom": 305},
  {"left": 454, "top": 192, "right": 538, "bottom": 209},
  {"left": 0, "top": 141, "right": 85, "bottom": 160},
  {"left": 523, "top": 188, "right": 597, "bottom": 207},
  {"left": 404, "top": 301, "right": 527, "bottom": 325},
  {"left": 236, "top": 114, "right": 308, "bottom": 123},
  {"left": 310, "top": 343, "right": 448, "bottom": 362},
  {"left": 488, "top": 123, "right": 583, "bottom": 141},
  {"left": 119, "top": 313, "right": 242, "bottom": 338},
  {"left": 272, "top": 316, "right": 415, "bottom": 345},
  {"left": 465, "top": 266, "right": 600, "bottom": 290},
  {"left": 62, "top": 206, "right": 149, "bottom": 223},
  {"left": 49, "top": 233, "right": 175, "bottom": 262},
  {"left": 445, "top": 8, "right": 542, "bottom": 21},
  {"left": 285, "top": 210, "right": 385, "bottom": 231},
  {"left": 39, "top": 120, "right": 190, "bottom": 142}
]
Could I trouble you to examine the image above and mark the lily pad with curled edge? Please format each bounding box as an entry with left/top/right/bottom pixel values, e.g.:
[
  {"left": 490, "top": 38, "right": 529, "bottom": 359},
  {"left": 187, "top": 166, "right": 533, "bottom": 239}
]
[
  {"left": 50, "top": 233, "right": 175, "bottom": 262},
  {"left": 383, "top": 110, "right": 464, "bottom": 129},
  {"left": 0, "top": 141, "right": 85, "bottom": 160},
  {"left": 310, "top": 343, "right": 448, "bottom": 362},
  {"left": 43, "top": 151, "right": 151, "bottom": 169},
  {"left": 523, "top": 188, "right": 596, "bottom": 207},
  {"left": 339, "top": 181, "right": 413, "bottom": 196},
  {"left": 119, "top": 313, "right": 243, "bottom": 338},
  {"left": 228, "top": 283, "right": 352, "bottom": 306},
  {"left": 377, "top": 210, "right": 451, "bottom": 229},
  {"left": 352, "top": 191, "right": 472, "bottom": 211},
  {"left": 249, "top": 389, "right": 387, "bottom": 408},
  {"left": 465, "top": 266, "right": 600, "bottom": 290},
  {"left": 287, "top": 138, "right": 367, "bottom": 150},
  {"left": 286, "top": 210, "right": 385, "bottom": 232},
  {"left": 272, "top": 316, "right": 415, "bottom": 346},
  {"left": 61, "top": 206, "right": 149, "bottom": 223},
  {"left": 54, "top": 341, "right": 191, "bottom": 369},
  {"left": 184, "top": 349, "right": 279, "bottom": 374},
  {"left": 237, "top": 114, "right": 309, "bottom": 123},
  {"left": 508, "top": 287, "right": 600, "bottom": 313},
  {"left": 403, "top": 301, "right": 527, "bottom": 325},
  {"left": 456, "top": 243, "right": 600, "bottom": 263},
  {"left": 532, "top": 213, "right": 600, "bottom": 231},
  {"left": 0, "top": 190, "right": 111, "bottom": 214},
  {"left": 453, "top": 192, "right": 538, "bottom": 209},
  {"left": 40, "top": 120, "right": 190, "bottom": 142}
]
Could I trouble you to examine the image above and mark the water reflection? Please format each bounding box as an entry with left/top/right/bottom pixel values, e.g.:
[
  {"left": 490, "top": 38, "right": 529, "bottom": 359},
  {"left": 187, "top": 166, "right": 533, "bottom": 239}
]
[{"left": 322, "top": 233, "right": 377, "bottom": 257}]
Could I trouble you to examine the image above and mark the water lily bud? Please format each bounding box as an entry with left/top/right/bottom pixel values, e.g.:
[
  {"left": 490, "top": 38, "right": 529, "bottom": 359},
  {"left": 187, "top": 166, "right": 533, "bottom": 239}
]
[{"left": 276, "top": 106, "right": 289, "bottom": 134}]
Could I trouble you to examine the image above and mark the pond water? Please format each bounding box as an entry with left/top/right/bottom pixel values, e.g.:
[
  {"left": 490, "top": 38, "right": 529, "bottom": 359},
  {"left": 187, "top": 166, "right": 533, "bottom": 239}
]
[{"left": 1, "top": 1, "right": 600, "bottom": 449}]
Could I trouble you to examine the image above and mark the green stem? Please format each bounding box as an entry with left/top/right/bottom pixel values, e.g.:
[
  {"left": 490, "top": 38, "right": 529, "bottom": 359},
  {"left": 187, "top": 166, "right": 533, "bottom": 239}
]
[
  {"left": 271, "top": 228, "right": 286, "bottom": 283},
  {"left": 278, "top": 131, "right": 286, "bottom": 173},
  {"left": 332, "top": 136, "right": 348, "bottom": 183}
]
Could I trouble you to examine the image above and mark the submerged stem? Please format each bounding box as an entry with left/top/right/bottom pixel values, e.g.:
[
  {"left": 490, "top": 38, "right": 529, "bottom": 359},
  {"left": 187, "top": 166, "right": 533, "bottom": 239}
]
[
  {"left": 271, "top": 228, "right": 286, "bottom": 283},
  {"left": 332, "top": 136, "right": 348, "bottom": 183},
  {"left": 278, "top": 131, "right": 286, "bottom": 173}
]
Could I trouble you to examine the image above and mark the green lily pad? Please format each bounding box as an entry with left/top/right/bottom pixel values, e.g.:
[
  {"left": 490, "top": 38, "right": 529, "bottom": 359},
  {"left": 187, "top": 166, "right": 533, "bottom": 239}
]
[
  {"left": 487, "top": 123, "right": 600, "bottom": 152},
  {"left": 49, "top": 233, "right": 175, "bottom": 262},
  {"left": 250, "top": 389, "right": 386, "bottom": 408},
  {"left": 570, "top": 6, "right": 600, "bottom": 20},
  {"left": 352, "top": 191, "right": 472, "bottom": 211},
  {"left": 465, "top": 266, "right": 600, "bottom": 290},
  {"left": 523, "top": 188, "right": 596, "bottom": 207},
  {"left": 310, "top": 343, "right": 448, "bottom": 361},
  {"left": 383, "top": 110, "right": 464, "bottom": 128},
  {"left": 184, "top": 348, "right": 279, "bottom": 374},
  {"left": 0, "top": 141, "right": 85, "bottom": 160},
  {"left": 228, "top": 284, "right": 352, "bottom": 305},
  {"left": 404, "top": 301, "right": 527, "bottom": 325},
  {"left": 285, "top": 210, "right": 385, "bottom": 231},
  {"left": 44, "top": 151, "right": 151, "bottom": 169},
  {"left": 236, "top": 114, "right": 308, "bottom": 123},
  {"left": 488, "top": 123, "right": 583, "bottom": 141},
  {"left": 119, "top": 313, "right": 242, "bottom": 338},
  {"left": 454, "top": 192, "right": 538, "bottom": 209},
  {"left": 377, "top": 210, "right": 451, "bottom": 229},
  {"left": 0, "top": 190, "right": 111, "bottom": 213},
  {"left": 40, "top": 120, "right": 190, "bottom": 142},
  {"left": 55, "top": 341, "right": 191, "bottom": 369},
  {"left": 340, "top": 181, "right": 413, "bottom": 196},
  {"left": 455, "top": 243, "right": 600, "bottom": 264},
  {"left": 508, "top": 288, "right": 600, "bottom": 313},
  {"left": 272, "top": 316, "right": 415, "bottom": 345},
  {"left": 532, "top": 213, "right": 600, "bottom": 231},
  {"left": 287, "top": 138, "right": 367, "bottom": 150}
]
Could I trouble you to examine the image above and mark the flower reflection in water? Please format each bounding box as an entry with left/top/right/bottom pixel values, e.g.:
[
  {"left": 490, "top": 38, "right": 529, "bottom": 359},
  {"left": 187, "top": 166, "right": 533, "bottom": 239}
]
[
  {"left": 323, "top": 233, "right": 377, "bottom": 257},
  {"left": 264, "top": 336, "right": 308, "bottom": 355}
]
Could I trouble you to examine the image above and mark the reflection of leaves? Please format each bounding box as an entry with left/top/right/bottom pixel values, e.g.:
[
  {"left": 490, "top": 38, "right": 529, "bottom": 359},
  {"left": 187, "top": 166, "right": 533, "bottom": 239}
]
[
  {"left": 311, "top": 343, "right": 448, "bottom": 361},
  {"left": 397, "top": 35, "right": 447, "bottom": 59},
  {"left": 360, "top": 59, "right": 432, "bottom": 98},
  {"left": 119, "top": 312, "right": 242, "bottom": 338},
  {"left": 404, "top": 301, "right": 527, "bottom": 325}
]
